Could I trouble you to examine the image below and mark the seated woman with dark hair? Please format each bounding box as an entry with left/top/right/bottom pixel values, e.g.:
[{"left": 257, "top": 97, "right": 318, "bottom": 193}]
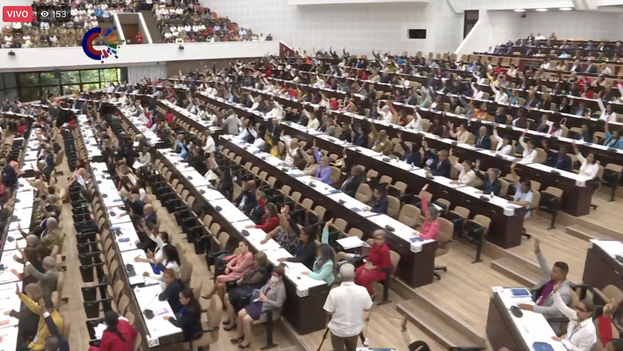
[
  {"left": 222, "top": 252, "right": 271, "bottom": 330},
  {"left": 230, "top": 267, "right": 287, "bottom": 349},
  {"left": 164, "top": 288, "right": 202, "bottom": 342},
  {"left": 89, "top": 311, "right": 137, "bottom": 351}
]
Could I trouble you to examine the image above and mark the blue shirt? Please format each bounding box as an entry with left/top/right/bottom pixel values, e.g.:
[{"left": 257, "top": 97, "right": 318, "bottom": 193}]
[{"left": 314, "top": 150, "right": 332, "bottom": 184}]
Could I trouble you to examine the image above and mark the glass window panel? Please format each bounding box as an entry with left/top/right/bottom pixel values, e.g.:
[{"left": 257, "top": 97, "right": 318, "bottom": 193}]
[
  {"left": 19, "top": 73, "right": 39, "bottom": 87},
  {"left": 20, "top": 87, "right": 41, "bottom": 102},
  {"left": 61, "top": 71, "right": 80, "bottom": 84},
  {"left": 40, "top": 72, "right": 57, "bottom": 86},
  {"left": 101, "top": 68, "right": 118, "bottom": 82},
  {"left": 5, "top": 89, "right": 18, "bottom": 101},
  {"left": 0, "top": 91, "right": 4, "bottom": 102},
  {"left": 0, "top": 76, "right": 4, "bottom": 90},
  {"left": 80, "top": 70, "right": 100, "bottom": 83},
  {"left": 83, "top": 83, "right": 101, "bottom": 91},
  {"left": 4, "top": 73, "right": 17, "bottom": 88}
]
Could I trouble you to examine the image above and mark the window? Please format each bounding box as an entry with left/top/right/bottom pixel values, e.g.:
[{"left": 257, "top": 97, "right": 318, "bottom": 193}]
[
  {"left": 101, "top": 68, "right": 119, "bottom": 83},
  {"left": 80, "top": 70, "right": 100, "bottom": 84},
  {"left": 19, "top": 73, "right": 40, "bottom": 87},
  {"left": 61, "top": 71, "right": 80, "bottom": 84},
  {"left": 40, "top": 72, "right": 57, "bottom": 86},
  {"left": 3, "top": 68, "right": 120, "bottom": 102}
]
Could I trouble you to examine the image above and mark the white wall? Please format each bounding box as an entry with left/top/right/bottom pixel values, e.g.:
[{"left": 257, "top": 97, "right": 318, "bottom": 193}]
[
  {"left": 201, "top": 0, "right": 463, "bottom": 56},
  {"left": 0, "top": 41, "right": 279, "bottom": 72},
  {"left": 515, "top": 10, "right": 623, "bottom": 40},
  {"left": 455, "top": 9, "right": 519, "bottom": 57},
  {"left": 288, "top": 0, "right": 429, "bottom": 4},
  {"left": 449, "top": 0, "right": 574, "bottom": 11}
]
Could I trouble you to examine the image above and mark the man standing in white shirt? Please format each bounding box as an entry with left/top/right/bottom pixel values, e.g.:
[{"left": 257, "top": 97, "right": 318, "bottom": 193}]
[
  {"left": 203, "top": 129, "right": 215, "bottom": 154},
  {"left": 323, "top": 264, "right": 373, "bottom": 351}
]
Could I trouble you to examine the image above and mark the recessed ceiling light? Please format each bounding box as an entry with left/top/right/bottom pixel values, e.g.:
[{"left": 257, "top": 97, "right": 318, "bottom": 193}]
[
  {"left": 559, "top": 7, "right": 573, "bottom": 11},
  {"left": 514, "top": 9, "right": 526, "bottom": 12},
  {"left": 535, "top": 8, "right": 548, "bottom": 12}
]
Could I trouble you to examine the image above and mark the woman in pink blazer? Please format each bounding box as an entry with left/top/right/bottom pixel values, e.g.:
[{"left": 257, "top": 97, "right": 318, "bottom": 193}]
[{"left": 203, "top": 241, "right": 254, "bottom": 301}]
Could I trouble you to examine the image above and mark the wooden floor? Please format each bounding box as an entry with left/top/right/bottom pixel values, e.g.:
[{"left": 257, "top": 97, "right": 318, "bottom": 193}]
[{"left": 57, "top": 153, "right": 623, "bottom": 350}]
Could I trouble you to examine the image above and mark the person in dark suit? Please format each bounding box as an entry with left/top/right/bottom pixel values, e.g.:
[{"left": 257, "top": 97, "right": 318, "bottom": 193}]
[
  {"left": 340, "top": 166, "right": 364, "bottom": 198},
  {"left": 474, "top": 163, "right": 502, "bottom": 196},
  {"left": 235, "top": 180, "right": 259, "bottom": 215},
  {"left": 164, "top": 288, "right": 202, "bottom": 342},
  {"left": 396, "top": 132, "right": 421, "bottom": 166},
  {"left": 585, "top": 64, "right": 598, "bottom": 74},
  {"left": 279, "top": 226, "right": 318, "bottom": 270},
  {"left": 1, "top": 157, "right": 17, "bottom": 196},
  {"left": 143, "top": 205, "right": 157, "bottom": 227},
  {"left": 426, "top": 148, "right": 451, "bottom": 178},
  {"left": 542, "top": 141, "right": 572, "bottom": 172},
  {"left": 158, "top": 269, "right": 185, "bottom": 314},
  {"left": 370, "top": 186, "right": 389, "bottom": 214},
  {"left": 268, "top": 118, "right": 282, "bottom": 143},
  {"left": 474, "top": 126, "right": 491, "bottom": 150}
]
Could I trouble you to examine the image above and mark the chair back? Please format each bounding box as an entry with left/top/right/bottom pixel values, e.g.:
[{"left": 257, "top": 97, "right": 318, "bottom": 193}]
[
  {"left": 389, "top": 251, "right": 401, "bottom": 276},
  {"left": 451, "top": 206, "right": 470, "bottom": 219},
  {"left": 387, "top": 196, "right": 401, "bottom": 218},
  {"left": 355, "top": 183, "right": 373, "bottom": 203},
  {"left": 398, "top": 204, "right": 420, "bottom": 228}
]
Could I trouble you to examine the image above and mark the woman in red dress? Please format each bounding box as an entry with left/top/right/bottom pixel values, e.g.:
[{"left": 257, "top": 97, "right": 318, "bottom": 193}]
[{"left": 355, "top": 230, "right": 392, "bottom": 297}]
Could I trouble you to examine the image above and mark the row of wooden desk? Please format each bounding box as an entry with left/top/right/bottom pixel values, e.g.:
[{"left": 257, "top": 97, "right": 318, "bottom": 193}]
[
  {"left": 243, "top": 81, "right": 597, "bottom": 217},
  {"left": 113, "top": 102, "right": 332, "bottom": 335},
  {"left": 195, "top": 89, "right": 530, "bottom": 248},
  {"left": 268, "top": 72, "right": 623, "bottom": 172}
]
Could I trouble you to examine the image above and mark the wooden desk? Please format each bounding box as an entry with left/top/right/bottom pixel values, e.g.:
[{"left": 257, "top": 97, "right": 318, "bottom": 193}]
[
  {"left": 219, "top": 138, "right": 437, "bottom": 287},
  {"left": 583, "top": 240, "right": 623, "bottom": 294},
  {"left": 486, "top": 287, "right": 567, "bottom": 351},
  {"left": 155, "top": 152, "right": 330, "bottom": 335}
]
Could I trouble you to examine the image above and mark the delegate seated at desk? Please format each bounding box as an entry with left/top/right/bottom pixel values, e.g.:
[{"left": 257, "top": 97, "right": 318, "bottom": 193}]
[
  {"left": 277, "top": 226, "right": 317, "bottom": 270},
  {"left": 542, "top": 141, "right": 572, "bottom": 172},
  {"left": 235, "top": 180, "right": 259, "bottom": 215},
  {"left": 517, "top": 239, "right": 572, "bottom": 334},
  {"left": 354, "top": 230, "right": 392, "bottom": 297},
  {"left": 312, "top": 146, "right": 332, "bottom": 185},
  {"left": 340, "top": 166, "right": 365, "bottom": 198},
  {"left": 549, "top": 282, "right": 597, "bottom": 351},
  {"left": 423, "top": 141, "right": 451, "bottom": 177},
  {"left": 158, "top": 268, "right": 185, "bottom": 315},
  {"left": 474, "top": 164, "right": 502, "bottom": 197}
]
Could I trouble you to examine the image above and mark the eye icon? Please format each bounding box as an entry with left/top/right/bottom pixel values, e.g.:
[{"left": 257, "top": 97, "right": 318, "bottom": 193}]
[{"left": 40, "top": 10, "right": 50, "bottom": 17}]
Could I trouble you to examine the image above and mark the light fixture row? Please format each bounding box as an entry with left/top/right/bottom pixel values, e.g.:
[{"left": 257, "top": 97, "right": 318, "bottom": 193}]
[{"left": 514, "top": 7, "right": 573, "bottom": 12}]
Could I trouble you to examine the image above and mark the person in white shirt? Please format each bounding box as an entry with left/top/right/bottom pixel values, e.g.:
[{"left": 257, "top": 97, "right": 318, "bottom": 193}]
[
  {"left": 471, "top": 82, "right": 483, "bottom": 100},
  {"left": 406, "top": 112, "right": 423, "bottom": 132},
  {"left": 490, "top": 84, "right": 509, "bottom": 105},
  {"left": 450, "top": 151, "right": 476, "bottom": 187},
  {"left": 323, "top": 263, "right": 372, "bottom": 351},
  {"left": 284, "top": 140, "right": 298, "bottom": 165},
  {"left": 600, "top": 104, "right": 617, "bottom": 123},
  {"left": 378, "top": 102, "right": 394, "bottom": 124},
  {"left": 493, "top": 126, "right": 512, "bottom": 155},
  {"left": 313, "top": 76, "right": 326, "bottom": 89},
  {"left": 600, "top": 64, "right": 612, "bottom": 76},
  {"left": 572, "top": 141, "right": 599, "bottom": 179},
  {"left": 250, "top": 96, "right": 261, "bottom": 110},
  {"left": 535, "top": 33, "right": 546, "bottom": 40},
  {"left": 549, "top": 282, "right": 596, "bottom": 351},
  {"left": 267, "top": 101, "right": 284, "bottom": 120},
  {"left": 506, "top": 65, "right": 517, "bottom": 78},
  {"left": 203, "top": 130, "right": 216, "bottom": 154},
  {"left": 519, "top": 130, "right": 537, "bottom": 163},
  {"left": 304, "top": 110, "right": 320, "bottom": 130}
]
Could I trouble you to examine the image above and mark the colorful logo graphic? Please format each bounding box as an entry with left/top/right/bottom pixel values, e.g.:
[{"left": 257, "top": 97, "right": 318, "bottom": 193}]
[{"left": 82, "top": 27, "right": 120, "bottom": 63}]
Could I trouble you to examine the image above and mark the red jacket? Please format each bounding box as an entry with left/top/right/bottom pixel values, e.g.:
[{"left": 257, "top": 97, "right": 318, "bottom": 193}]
[
  {"left": 368, "top": 242, "right": 393, "bottom": 274},
  {"left": 97, "top": 320, "right": 137, "bottom": 351},
  {"left": 256, "top": 215, "right": 279, "bottom": 232}
]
